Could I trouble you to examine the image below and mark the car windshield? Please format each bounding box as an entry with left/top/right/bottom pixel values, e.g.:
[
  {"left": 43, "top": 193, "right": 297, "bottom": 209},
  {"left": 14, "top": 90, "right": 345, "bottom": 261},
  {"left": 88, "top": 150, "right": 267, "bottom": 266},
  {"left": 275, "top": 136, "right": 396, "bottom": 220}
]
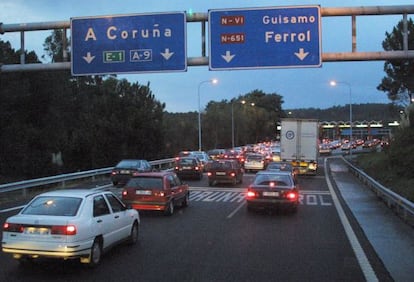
[
  {"left": 253, "top": 174, "right": 291, "bottom": 187},
  {"left": 127, "top": 177, "right": 163, "bottom": 190},
  {"left": 117, "top": 160, "right": 141, "bottom": 168},
  {"left": 22, "top": 196, "right": 82, "bottom": 216}
]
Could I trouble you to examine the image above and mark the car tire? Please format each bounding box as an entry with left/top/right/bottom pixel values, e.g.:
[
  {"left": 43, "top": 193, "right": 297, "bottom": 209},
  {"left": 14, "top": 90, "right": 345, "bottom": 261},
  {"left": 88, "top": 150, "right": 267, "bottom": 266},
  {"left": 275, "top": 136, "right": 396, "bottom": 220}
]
[
  {"left": 128, "top": 221, "right": 139, "bottom": 245},
  {"left": 88, "top": 238, "right": 102, "bottom": 267},
  {"left": 208, "top": 181, "right": 214, "bottom": 186},
  {"left": 182, "top": 193, "right": 189, "bottom": 207},
  {"left": 164, "top": 201, "right": 174, "bottom": 216}
]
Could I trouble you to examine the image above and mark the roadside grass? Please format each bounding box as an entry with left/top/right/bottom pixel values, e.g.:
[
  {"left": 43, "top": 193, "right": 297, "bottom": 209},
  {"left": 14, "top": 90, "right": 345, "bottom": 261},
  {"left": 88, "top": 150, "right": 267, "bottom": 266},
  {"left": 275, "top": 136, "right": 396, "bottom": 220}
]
[{"left": 356, "top": 151, "right": 414, "bottom": 203}]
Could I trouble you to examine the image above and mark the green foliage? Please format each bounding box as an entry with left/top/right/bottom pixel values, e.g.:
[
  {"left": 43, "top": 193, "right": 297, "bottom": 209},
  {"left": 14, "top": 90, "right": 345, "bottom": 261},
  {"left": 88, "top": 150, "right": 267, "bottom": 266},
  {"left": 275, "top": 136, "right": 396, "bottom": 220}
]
[
  {"left": 357, "top": 127, "right": 414, "bottom": 202},
  {"left": 377, "top": 18, "right": 414, "bottom": 104},
  {"left": 0, "top": 38, "right": 165, "bottom": 180}
]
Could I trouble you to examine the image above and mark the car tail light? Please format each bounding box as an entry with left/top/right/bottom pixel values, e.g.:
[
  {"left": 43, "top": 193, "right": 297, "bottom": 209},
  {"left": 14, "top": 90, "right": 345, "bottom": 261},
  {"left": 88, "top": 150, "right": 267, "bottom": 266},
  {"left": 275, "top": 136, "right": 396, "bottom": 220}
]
[
  {"left": 154, "top": 191, "right": 165, "bottom": 197},
  {"left": 122, "top": 190, "right": 128, "bottom": 196},
  {"left": 207, "top": 172, "right": 212, "bottom": 177},
  {"left": 51, "top": 225, "right": 77, "bottom": 235},
  {"left": 246, "top": 190, "right": 257, "bottom": 198},
  {"left": 230, "top": 172, "right": 236, "bottom": 177},
  {"left": 3, "top": 222, "right": 24, "bottom": 233},
  {"left": 111, "top": 171, "right": 118, "bottom": 175},
  {"left": 195, "top": 166, "right": 200, "bottom": 171},
  {"left": 286, "top": 192, "right": 298, "bottom": 201}
]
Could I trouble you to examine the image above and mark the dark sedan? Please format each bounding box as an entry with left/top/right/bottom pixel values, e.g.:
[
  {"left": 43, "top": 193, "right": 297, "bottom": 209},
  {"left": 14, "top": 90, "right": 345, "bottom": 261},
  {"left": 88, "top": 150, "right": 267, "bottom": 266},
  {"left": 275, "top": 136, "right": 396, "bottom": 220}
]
[
  {"left": 207, "top": 159, "right": 244, "bottom": 186},
  {"left": 111, "top": 159, "right": 152, "bottom": 186},
  {"left": 245, "top": 171, "right": 299, "bottom": 213},
  {"left": 174, "top": 157, "right": 203, "bottom": 180}
]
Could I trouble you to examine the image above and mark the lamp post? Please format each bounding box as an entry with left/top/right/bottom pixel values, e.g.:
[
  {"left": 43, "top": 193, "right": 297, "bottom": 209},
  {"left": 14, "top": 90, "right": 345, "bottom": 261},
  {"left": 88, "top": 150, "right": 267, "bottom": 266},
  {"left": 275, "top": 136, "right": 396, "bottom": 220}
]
[
  {"left": 330, "top": 80, "right": 353, "bottom": 156},
  {"left": 198, "top": 79, "right": 218, "bottom": 151},
  {"left": 232, "top": 100, "right": 255, "bottom": 148}
]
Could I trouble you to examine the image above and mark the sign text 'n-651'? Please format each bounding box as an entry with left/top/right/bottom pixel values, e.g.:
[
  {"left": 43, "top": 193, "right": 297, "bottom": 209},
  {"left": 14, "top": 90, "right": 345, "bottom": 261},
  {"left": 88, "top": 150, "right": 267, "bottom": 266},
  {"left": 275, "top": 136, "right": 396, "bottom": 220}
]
[{"left": 71, "top": 12, "right": 187, "bottom": 76}]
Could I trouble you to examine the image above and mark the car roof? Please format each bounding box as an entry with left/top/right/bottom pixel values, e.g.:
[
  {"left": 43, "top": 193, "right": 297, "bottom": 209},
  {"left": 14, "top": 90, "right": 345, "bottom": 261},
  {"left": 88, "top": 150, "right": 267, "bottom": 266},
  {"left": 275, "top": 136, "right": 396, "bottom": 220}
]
[
  {"left": 256, "top": 170, "right": 292, "bottom": 176},
  {"left": 33, "top": 189, "right": 105, "bottom": 198},
  {"left": 130, "top": 171, "right": 174, "bottom": 177}
]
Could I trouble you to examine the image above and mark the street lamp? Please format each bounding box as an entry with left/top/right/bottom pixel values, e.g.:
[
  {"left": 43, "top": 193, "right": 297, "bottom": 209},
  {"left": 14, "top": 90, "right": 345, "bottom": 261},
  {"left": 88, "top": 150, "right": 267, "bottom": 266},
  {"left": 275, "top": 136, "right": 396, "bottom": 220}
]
[
  {"left": 330, "top": 80, "right": 353, "bottom": 156},
  {"left": 198, "top": 79, "right": 218, "bottom": 151},
  {"left": 232, "top": 100, "right": 255, "bottom": 148}
]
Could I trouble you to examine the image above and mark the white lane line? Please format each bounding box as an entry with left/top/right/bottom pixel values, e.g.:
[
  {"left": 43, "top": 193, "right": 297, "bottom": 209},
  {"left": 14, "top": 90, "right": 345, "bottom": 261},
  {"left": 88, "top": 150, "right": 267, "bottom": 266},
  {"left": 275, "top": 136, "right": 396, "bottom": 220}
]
[
  {"left": 324, "top": 157, "right": 378, "bottom": 282},
  {"left": 227, "top": 201, "right": 246, "bottom": 219}
]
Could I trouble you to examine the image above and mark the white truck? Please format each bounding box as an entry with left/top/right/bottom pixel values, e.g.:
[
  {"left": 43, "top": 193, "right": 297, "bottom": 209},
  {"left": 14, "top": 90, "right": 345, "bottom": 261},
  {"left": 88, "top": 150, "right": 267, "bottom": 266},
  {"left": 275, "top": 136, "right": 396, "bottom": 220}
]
[{"left": 280, "top": 118, "right": 319, "bottom": 175}]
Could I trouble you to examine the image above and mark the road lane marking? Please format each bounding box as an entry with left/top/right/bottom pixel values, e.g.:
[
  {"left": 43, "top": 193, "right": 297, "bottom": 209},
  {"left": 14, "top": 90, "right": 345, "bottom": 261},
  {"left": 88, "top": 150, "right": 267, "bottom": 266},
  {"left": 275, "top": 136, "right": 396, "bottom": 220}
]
[{"left": 324, "top": 157, "right": 378, "bottom": 282}]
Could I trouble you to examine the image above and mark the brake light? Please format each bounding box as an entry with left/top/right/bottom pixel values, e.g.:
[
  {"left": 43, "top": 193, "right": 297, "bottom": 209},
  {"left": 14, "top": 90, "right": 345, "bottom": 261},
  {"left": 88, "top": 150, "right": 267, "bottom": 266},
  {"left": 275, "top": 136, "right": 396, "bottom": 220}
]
[
  {"left": 3, "top": 222, "right": 24, "bottom": 233},
  {"left": 195, "top": 166, "right": 200, "bottom": 171},
  {"left": 286, "top": 192, "right": 298, "bottom": 201},
  {"left": 207, "top": 172, "right": 212, "bottom": 177},
  {"left": 230, "top": 172, "right": 236, "bottom": 177},
  {"left": 51, "top": 225, "right": 77, "bottom": 235},
  {"left": 122, "top": 190, "right": 128, "bottom": 196},
  {"left": 246, "top": 190, "right": 256, "bottom": 198},
  {"left": 154, "top": 191, "right": 165, "bottom": 197}
]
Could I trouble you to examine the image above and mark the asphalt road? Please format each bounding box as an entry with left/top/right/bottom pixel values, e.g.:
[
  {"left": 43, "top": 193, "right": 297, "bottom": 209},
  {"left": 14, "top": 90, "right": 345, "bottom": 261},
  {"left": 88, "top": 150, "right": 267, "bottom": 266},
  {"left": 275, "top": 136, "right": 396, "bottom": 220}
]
[{"left": 0, "top": 158, "right": 395, "bottom": 282}]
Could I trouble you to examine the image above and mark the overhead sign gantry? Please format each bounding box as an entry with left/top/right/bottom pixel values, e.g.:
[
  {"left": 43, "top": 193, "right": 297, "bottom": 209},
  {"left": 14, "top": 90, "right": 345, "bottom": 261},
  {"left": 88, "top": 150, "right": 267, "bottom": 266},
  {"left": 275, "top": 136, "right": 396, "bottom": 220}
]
[
  {"left": 208, "top": 5, "right": 322, "bottom": 70},
  {"left": 71, "top": 12, "right": 187, "bottom": 76}
]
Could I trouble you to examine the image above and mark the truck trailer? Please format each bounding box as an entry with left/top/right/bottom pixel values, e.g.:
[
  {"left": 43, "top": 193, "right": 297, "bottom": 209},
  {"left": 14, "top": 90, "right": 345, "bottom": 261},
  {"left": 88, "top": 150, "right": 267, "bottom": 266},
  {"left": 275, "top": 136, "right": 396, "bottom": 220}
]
[{"left": 280, "top": 118, "right": 319, "bottom": 175}]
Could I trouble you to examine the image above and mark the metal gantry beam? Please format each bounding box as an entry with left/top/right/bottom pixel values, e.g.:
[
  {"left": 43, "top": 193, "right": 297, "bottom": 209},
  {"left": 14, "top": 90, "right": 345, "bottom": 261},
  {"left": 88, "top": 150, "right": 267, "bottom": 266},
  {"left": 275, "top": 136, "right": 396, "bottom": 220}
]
[{"left": 0, "top": 5, "right": 414, "bottom": 73}]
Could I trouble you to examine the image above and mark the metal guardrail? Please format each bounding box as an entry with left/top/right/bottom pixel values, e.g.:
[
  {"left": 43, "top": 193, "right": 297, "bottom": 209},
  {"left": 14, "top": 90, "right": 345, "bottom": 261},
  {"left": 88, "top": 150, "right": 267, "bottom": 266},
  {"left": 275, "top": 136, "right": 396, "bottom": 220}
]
[
  {"left": 0, "top": 158, "right": 176, "bottom": 197},
  {"left": 342, "top": 156, "right": 414, "bottom": 227}
]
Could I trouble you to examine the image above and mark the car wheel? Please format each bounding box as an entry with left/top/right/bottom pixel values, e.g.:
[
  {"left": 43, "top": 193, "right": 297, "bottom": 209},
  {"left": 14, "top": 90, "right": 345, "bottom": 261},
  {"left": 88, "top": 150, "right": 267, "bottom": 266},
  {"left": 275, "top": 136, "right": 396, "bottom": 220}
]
[
  {"left": 88, "top": 238, "right": 102, "bottom": 267},
  {"left": 112, "top": 181, "right": 118, "bottom": 186},
  {"left": 164, "top": 201, "right": 174, "bottom": 216},
  {"left": 208, "top": 181, "right": 214, "bottom": 186},
  {"left": 182, "top": 193, "right": 189, "bottom": 207},
  {"left": 128, "top": 221, "right": 139, "bottom": 245}
]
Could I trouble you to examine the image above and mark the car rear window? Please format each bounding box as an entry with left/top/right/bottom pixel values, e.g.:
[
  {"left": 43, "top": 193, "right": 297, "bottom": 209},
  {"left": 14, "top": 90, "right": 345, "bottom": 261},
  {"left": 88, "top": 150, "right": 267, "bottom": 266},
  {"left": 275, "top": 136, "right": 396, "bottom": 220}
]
[
  {"left": 247, "top": 155, "right": 263, "bottom": 161},
  {"left": 117, "top": 160, "right": 140, "bottom": 168},
  {"left": 253, "top": 174, "right": 292, "bottom": 187},
  {"left": 22, "top": 196, "right": 82, "bottom": 216},
  {"left": 210, "top": 161, "right": 232, "bottom": 170},
  {"left": 127, "top": 177, "right": 163, "bottom": 190},
  {"left": 178, "top": 158, "right": 195, "bottom": 165}
]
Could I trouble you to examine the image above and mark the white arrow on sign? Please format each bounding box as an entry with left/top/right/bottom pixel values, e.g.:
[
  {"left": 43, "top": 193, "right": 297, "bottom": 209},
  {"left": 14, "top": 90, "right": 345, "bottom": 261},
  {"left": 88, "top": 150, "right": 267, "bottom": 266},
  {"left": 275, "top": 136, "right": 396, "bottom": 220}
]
[
  {"left": 221, "top": 51, "right": 235, "bottom": 63},
  {"left": 82, "top": 52, "right": 95, "bottom": 64},
  {"left": 161, "top": 48, "right": 174, "bottom": 60},
  {"left": 294, "top": 48, "right": 309, "bottom": 61}
]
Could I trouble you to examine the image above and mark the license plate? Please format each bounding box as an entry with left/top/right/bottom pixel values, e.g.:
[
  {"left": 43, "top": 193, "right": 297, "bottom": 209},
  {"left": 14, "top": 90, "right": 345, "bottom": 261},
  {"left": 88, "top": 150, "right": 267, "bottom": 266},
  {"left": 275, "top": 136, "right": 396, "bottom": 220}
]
[
  {"left": 263, "top": 191, "right": 279, "bottom": 197},
  {"left": 120, "top": 170, "right": 130, "bottom": 174},
  {"left": 24, "top": 227, "right": 50, "bottom": 235},
  {"left": 216, "top": 172, "right": 226, "bottom": 175},
  {"left": 136, "top": 190, "right": 152, "bottom": 195},
  {"left": 183, "top": 166, "right": 192, "bottom": 170}
]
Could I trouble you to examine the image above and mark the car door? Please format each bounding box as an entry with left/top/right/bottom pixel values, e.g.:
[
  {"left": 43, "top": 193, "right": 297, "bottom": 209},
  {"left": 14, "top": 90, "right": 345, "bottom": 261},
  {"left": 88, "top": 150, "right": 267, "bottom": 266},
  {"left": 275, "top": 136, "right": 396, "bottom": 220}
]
[
  {"left": 92, "top": 194, "right": 117, "bottom": 248},
  {"left": 168, "top": 174, "right": 184, "bottom": 202},
  {"left": 104, "top": 193, "right": 131, "bottom": 240}
]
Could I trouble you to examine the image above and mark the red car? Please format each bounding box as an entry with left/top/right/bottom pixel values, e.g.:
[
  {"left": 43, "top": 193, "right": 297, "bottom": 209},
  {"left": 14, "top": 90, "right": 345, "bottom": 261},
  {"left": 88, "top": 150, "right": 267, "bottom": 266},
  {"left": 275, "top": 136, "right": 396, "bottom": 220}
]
[{"left": 121, "top": 171, "right": 189, "bottom": 216}]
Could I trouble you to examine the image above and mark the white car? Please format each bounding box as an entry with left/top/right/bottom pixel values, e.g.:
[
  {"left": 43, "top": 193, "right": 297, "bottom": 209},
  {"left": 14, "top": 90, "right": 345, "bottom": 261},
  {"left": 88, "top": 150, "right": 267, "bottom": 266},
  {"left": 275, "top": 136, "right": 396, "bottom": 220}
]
[
  {"left": 244, "top": 153, "right": 266, "bottom": 172},
  {"left": 2, "top": 189, "right": 140, "bottom": 267}
]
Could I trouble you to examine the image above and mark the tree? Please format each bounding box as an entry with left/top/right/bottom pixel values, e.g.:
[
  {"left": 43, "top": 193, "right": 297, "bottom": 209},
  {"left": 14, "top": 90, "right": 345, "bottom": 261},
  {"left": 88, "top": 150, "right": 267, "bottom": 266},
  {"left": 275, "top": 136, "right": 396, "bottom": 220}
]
[{"left": 377, "top": 18, "right": 414, "bottom": 105}]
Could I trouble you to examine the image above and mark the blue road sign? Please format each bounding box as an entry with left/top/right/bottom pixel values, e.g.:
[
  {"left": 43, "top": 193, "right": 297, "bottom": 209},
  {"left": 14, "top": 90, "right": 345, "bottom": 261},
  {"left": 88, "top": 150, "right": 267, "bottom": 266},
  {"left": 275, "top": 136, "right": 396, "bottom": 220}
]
[
  {"left": 209, "top": 6, "right": 321, "bottom": 70},
  {"left": 71, "top": 12, "right": 186, "bottom": 75}
]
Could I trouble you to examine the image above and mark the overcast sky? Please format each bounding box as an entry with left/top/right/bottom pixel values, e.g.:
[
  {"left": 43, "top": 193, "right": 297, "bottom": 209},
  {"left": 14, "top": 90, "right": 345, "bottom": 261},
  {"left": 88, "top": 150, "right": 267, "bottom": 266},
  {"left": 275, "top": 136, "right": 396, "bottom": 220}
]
[{"left": 1, "top": 0, "right": 413, "bottom": 112}]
